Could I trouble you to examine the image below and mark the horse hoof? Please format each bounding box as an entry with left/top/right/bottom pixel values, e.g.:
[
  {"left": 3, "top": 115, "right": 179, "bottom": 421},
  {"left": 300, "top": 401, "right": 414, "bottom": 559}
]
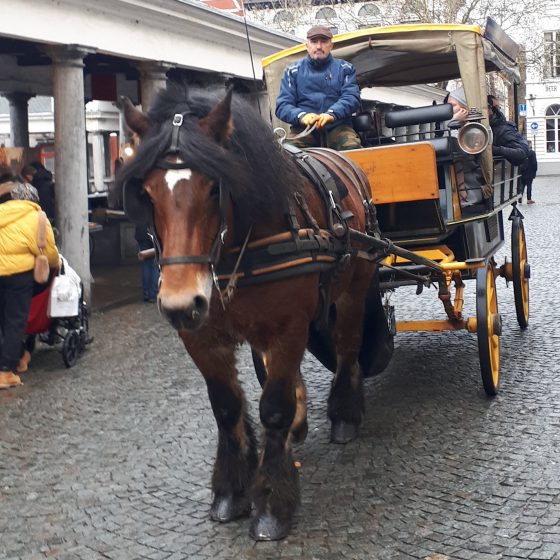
[
  {"left": 249, "top": 513, "right": 291, "bottom": 541},
  {"left": 210, "top": 494, "right": 251, "bottom": 523},
  {"left": 331, "top": 420, "right": 359, "bottom": 444}
]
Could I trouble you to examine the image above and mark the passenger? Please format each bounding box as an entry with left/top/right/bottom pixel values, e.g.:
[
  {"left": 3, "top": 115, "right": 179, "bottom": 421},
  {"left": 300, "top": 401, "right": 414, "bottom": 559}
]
[
  {"left": 486, "top": 95, "right": 529, "bottom": 165},
  {"left": 444, "top": 87, "right": 483, "bottom": 205},
  {"left": 445, "top": 86, "right": 469, "bottom": 127},
  {"left": 275, "top": 25, "right": 361, "bottom": 151},
  {"left": 445, "top": 87, "right": 529, "bottom": 205},
  {"left": 0, "top": 172, "right": 59, "bottom": 389}
]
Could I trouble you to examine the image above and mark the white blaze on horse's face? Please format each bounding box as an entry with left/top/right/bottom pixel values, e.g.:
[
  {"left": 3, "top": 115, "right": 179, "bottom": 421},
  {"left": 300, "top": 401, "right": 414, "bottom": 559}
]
[
  {"left": 165, "top": 168, "right": 192, "bottom": 192},
  {"left": 155, "top": 165, "right": 216, "bottom": 331}
]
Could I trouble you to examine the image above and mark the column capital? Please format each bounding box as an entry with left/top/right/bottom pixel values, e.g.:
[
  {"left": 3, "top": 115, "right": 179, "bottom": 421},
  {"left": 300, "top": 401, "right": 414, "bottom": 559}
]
[
  {"left": 137, "top": 61, "right": 172, "bottom": 81},
  {"left": 48, "top": 45, "right": 96, "bottom": 68},
  {"left": 4, "top": 91, "right": 35, "bottom": 105}
]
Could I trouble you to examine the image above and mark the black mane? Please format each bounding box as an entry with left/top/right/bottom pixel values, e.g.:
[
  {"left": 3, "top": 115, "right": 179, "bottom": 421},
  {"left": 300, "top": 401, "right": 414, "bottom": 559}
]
[{"left": 118, "top": 82, "right": 306, "bottom": 230}]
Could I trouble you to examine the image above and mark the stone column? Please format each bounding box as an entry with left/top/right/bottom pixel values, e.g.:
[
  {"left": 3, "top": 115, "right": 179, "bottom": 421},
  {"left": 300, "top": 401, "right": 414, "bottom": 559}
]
[
  {"left": 5, "top": 92, "right": 33, "bottom": 147},
  {"left": 138, "top": 62, "right": 169, "bottom": 112},
  {"left": 49, "top": 45, "right": 93, "bottom": 303}
]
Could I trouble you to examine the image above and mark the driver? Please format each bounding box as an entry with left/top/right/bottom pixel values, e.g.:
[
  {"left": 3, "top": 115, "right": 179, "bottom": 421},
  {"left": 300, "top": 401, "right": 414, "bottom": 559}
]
[{"left": 275, "top": 26, "right": 361, "bottom": 151}]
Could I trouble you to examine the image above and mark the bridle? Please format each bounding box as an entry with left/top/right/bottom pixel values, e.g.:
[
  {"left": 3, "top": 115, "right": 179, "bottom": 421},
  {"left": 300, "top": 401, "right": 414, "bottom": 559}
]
[{"left": 147, "top": 111, "right": 231, "bottom": 269}]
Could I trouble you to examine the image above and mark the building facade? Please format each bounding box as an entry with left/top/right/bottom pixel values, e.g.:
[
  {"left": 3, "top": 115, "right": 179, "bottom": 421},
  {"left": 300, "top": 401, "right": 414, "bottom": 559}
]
[{"left": 526, "top": 3, "right": 560, "bottom": 174}]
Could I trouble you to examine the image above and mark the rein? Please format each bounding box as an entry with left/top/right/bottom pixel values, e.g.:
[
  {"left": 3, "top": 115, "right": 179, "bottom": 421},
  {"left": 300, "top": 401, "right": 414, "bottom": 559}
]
[{"left": 274, "top": 123, "right": 318, "bottom": 144}]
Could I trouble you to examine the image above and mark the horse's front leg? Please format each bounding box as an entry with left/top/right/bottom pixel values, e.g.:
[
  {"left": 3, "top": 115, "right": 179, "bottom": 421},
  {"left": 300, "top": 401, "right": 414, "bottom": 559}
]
[
  {"left": 250, "top": 331, "right": 308, "bottom": 541},
  {"left": 181, "top": 332, "right": 257, "bottom": 523},
  {"left": 328, "top": 263, "right": 373, "bottom": 443}
]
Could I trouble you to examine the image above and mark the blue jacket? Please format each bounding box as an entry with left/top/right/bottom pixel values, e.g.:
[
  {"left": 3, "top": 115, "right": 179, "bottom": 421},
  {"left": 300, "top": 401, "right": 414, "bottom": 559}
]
[{"left": 275, "top": 54, "right": 360, "bottom": 130}]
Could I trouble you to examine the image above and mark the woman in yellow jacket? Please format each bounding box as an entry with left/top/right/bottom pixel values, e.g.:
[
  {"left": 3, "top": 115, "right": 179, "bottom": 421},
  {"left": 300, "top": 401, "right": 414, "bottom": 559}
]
[{"left": 0, "top": 176, "right": 59, "bottom": 389}]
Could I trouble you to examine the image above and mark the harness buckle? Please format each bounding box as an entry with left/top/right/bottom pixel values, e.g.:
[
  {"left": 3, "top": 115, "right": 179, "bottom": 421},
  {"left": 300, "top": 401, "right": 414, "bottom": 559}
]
[
  {"left": 328, "top": 190, "right": 336, "bottom": 210},
  {"left": 220, "top": 227, "right": 228, "bottom": 244},
  {"left": 172, "top": 113, "right": 184, "bottom": 126}
]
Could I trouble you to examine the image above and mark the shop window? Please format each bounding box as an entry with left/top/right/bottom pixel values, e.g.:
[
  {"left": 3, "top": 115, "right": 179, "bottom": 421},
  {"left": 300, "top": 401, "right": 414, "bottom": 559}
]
[
  {"left": 544, "top": 31, "right": 560, "bottom": 78},
  {"left": 273, "top": 10, "right": 292, "bottom": 30},
  {"left": 315, "top": 6, "right": 338, "bottom": 33},
  {"left": 358, "top": 4, "right": 381, "bottom": 28}
]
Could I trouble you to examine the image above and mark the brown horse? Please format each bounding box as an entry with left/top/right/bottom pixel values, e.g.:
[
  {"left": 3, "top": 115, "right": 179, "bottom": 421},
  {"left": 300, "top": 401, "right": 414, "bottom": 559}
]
[{"left": 117, "top": 83, "right": 390, "bottom": 541}]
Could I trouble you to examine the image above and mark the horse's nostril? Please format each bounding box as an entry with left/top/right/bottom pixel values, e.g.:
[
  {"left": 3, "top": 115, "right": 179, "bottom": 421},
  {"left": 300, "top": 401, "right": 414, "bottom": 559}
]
[{"left": 193, "top": 295, "right": 209, "bottom": 316}]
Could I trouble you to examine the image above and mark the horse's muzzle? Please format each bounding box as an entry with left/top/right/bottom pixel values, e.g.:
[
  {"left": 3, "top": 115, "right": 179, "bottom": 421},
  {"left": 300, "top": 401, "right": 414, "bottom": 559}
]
[{"left": 159, "top": 295, "right": 209, "bottom": 331}]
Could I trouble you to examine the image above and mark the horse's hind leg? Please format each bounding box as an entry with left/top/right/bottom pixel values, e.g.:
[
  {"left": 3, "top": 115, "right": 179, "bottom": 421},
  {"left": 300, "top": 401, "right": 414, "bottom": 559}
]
[
  {"left": 328, "top": 265, "right": 372, "bottom": 444},
  {"left": 182, "top": 335, "right": 257, "bottom": 522},
  {"left": 250, "top": 335, "right": 308, "bottom": 541}
]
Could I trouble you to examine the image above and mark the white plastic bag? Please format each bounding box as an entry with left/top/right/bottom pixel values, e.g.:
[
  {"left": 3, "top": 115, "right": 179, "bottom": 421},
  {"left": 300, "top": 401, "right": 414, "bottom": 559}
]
[{"left": 48, "top": 257, "right": 81, "bottom": 318}]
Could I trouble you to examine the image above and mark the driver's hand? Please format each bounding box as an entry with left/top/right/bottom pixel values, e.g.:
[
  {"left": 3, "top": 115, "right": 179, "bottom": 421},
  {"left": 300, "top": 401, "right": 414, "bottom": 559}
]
[
  {"left": 317, "top": 113, "right": 336, "bottom": 129},
  {"left": 300, "top": 113, "right": 320, "bottom": 126}
]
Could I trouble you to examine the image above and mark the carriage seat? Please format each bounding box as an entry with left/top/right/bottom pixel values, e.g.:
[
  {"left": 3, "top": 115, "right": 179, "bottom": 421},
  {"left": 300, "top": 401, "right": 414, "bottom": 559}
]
[
  {"left": 351, "top": 110, "right": 396, "bottom": 147},
  {"left": 352, "top": 111, "right": 376, "bottom": 132},
  {"left": 384, "top": 104, "right": 454, "bottom": 160}
]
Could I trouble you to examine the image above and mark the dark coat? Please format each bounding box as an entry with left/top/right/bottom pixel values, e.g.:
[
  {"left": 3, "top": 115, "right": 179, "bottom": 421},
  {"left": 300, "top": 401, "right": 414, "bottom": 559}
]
[
  {"left": 521, "top": 149, "right": 538, "bottom": 180},
  {"left": 31, "top": 165, "right": 56, "bottom": 223},
  {"left": 490, "top": 109, "right": 529, "bottom": 165}
]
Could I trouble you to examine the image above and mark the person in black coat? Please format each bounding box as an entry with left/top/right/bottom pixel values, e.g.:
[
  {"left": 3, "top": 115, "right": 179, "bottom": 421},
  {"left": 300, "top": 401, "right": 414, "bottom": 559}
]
[
  {"left": 520, "top": 140, "right": 538, "bottom": 204},
  {"left": 21, "top": 162, "right": 56, "bottom": 225},
  {"left": 487, "top": 97, "right": 529, "bottom": 165}
]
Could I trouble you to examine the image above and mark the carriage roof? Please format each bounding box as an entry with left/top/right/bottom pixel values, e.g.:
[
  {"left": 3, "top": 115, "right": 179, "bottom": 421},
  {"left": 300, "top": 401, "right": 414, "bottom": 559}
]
[{"left": 262, "top": 23, "right": 520, "bottom": 89}]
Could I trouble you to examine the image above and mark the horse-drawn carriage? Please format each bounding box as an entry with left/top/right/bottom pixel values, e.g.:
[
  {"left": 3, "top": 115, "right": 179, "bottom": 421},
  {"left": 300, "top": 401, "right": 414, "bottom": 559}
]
[
  {"left": 117, "top": 20, "right": 528, "bottom": 541},
  {"left": 262, "top": 20, "right": 529, "bottom": 397}
]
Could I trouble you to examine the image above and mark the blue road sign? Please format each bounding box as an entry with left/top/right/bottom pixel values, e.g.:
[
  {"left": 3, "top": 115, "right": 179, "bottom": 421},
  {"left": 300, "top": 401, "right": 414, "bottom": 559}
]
[
  {"left": 519, "top": 103, "right": 526, "bottom": 116},
  {"left": 530, "top": 122, "right": 539, "bottom": 131}
]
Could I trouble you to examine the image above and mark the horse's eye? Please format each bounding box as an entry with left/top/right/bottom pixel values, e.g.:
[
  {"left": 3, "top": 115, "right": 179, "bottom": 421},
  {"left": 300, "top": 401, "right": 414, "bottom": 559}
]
[{"left": 210, "top": 184, "right": 219, "bottom": 198}]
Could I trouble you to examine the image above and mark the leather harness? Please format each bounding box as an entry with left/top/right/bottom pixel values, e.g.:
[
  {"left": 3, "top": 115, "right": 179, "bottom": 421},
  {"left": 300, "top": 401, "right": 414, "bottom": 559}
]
[{"left": 127, "top": 111, "right": 379, "bottom": 308}]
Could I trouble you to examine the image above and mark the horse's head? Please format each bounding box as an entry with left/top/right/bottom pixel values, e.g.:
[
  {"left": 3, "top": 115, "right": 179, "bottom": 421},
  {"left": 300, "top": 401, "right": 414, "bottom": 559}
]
[{"left": 120, "top": 90, "right": 235, "bottom": 331}]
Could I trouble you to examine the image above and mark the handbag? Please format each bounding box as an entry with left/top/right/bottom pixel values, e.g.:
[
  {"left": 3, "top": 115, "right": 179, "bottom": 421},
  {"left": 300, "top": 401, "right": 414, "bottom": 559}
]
[
  {"left": 33, "top": 211, "right": 50, "bottom": 284},
  {"left": 48, "top": 258, "right": 81, "bottom": 318}
]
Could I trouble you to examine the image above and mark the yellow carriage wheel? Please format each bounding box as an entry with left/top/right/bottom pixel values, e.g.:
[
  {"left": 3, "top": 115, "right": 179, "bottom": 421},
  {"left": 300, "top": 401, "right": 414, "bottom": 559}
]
[
  {"left": 511, "top": 217, "right": 530, "bottom": 329},
  {"left": 476, "top": 262, "right": 501, "bottom": 396}
]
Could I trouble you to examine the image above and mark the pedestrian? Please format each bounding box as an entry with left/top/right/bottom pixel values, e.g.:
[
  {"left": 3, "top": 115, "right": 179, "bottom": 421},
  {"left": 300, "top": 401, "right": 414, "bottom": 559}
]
[
  {"left": 0, "top": 171, "right": 59, "bottom": 389},
  {"left": 135, "top": 225, "right": 159, "bottom": 303},
  {"left": 520, "top": 140, "right": 538, "bottom": 204},
  {"left": 275, "top": 25, "right": 361, "bottom": 151},
  {"left": 21, "top": 161, "right": 56, "bottom": 225}
]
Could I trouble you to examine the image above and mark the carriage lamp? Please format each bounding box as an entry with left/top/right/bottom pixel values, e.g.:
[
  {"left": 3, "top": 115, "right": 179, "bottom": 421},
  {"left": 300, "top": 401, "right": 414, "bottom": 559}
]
[{"left": 457, "top": 122, "right": 492, "bottom": 155}]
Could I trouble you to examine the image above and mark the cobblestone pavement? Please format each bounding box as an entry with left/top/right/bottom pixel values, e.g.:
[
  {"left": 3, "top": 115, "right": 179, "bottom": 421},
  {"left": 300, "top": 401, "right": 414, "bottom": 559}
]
[{"left": 1, "top": 177, "right": 560, "bottom": 560}]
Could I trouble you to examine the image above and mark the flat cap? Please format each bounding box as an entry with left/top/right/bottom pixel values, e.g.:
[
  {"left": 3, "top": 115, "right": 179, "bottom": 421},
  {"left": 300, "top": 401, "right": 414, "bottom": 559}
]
[{"left": 307, "top": 25, "right": 333, "bottom": 40}]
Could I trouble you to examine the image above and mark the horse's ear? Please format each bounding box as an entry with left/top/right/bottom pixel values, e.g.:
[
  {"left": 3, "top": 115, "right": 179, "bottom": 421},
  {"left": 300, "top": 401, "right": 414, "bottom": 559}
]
[
  {"left": 198, "top": 88, "right": 234, "bottom": 145},
  {"left": 120, "top": 96, "right": 152, "bottom": 138}
]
